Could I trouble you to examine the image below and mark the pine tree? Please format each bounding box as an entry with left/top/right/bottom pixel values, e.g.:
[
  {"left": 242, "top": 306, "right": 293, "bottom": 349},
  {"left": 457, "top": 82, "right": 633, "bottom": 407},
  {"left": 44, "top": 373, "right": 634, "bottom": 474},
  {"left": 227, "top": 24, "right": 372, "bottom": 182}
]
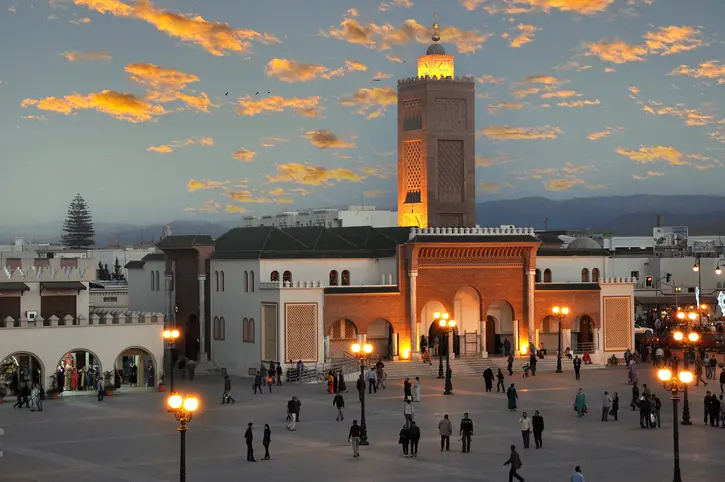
[
  {"left": 111, "top": 257, "right": 126, "bottom": 281},
  {"left": 96, "top": 261, "right": 104, "bottom": 280},
  {"left": 103, "top": 263, "right": 111, "bottom": 280},
  {"left": 61, "top": 194, "right": 95, "bottom": 249}
]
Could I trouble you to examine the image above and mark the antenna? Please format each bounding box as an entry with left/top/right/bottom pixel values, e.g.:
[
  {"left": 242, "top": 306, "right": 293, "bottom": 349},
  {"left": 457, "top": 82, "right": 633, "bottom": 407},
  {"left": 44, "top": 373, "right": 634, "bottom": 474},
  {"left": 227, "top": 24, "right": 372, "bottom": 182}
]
[{"left": 543, "top": 217, "right": 549, "bottom": 231}]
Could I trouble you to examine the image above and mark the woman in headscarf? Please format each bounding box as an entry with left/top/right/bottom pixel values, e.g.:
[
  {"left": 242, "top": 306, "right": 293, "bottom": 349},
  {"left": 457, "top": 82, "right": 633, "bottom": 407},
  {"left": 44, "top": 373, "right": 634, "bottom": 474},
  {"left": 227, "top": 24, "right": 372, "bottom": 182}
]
[
  {"left": 574, "top": 388, "right": 587, "bottom": 417},
  {"left": 338, "top": 371, "right": 347, "bottom": 393},
  {"left": 403, "top": 378, "right": 412, "bottom": 401},
  {"left": 262, "top": 424, "right": 271, "bottom": 460},
  {"left": 507, "top": 383, "right": 518, "bottom": 411}
]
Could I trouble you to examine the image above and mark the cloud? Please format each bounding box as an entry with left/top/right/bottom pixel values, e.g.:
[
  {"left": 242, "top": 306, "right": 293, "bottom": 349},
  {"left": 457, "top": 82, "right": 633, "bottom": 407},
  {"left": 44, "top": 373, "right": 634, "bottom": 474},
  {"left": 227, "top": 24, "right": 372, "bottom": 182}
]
[
  {"left": 60, "top": 51, "right": 111, "bottom": 62},
  {"left": 225, "top": 190, "right": 275, "bottom": 203},
  {"left": 236, "top": 94, "right": 323, "bottom": 117},
  {"left": 225, "top": 205, "right": 249, "bottom": 214},
  {"left": 479, "top": 181, "right": 513, "bottom": 193},
  {"left": 345, "top": 60, "right": 368, "bottom": 72},
  {"left": 476, "top": 74, "right": 506, "bottom": 84},
  {"left": 586, "top": 25, "right": 702, "bottom": 64},
  {"left": 670, "top": 61, "right": 725, "bottom": 84},
  {"left": 340, "top": 87, "right": 397, "bottom": 119},
  {"left": 558, "top": 99, "right": 600, "bottom": 107},
  {"left": 479, "top": 125, "right": 562, "bottom": 140},
  {"left": 232, "top": 148, "right": 257, "bottom": 162},
  {"left": 459, "top": 0, "right": 487, "bottom": 9},
  {"left": 511, "top": 87, "right": 541, "bottom": 98},
  {"left": 561, "top": 162, "right": 596, "bottom": 174},
  {"left": 541, "top": 90, "right": 581, "bottom": 99},
  {"left": 305, "top": 130, "right": 356, "bottom": 149},
  {"left": 514, "top": 0, "right": 615, "bottom": 15},
  {"left": 515, "top": 74, "right": 562, "bottom": 86},
  {"left": 488, "top": 102, "right": 527, "bottom": 113},
  {"left": 632, "top": 171, "right": 664, "bottom": 180},
  {"left": 267, "top": 163, "right": 365, "bottom": 186},
  {"left": 70, "top": 17, "right": 93, "bottom": 24},
  {"left": 184, "top": 199, "right": 221, "bottom": 213},
  {"left": 373, "top": 72, "right": 393, "bottom": 79},
  {"left": 21, "top": 90, "right": 165, "bottom": 122},
  {"left": 324, "top": 16, "right": 491, "bottom": 54},
  {"left": 186, "top": 179, "right": 227, "bottom": 192},
  {"left": 641, "top": 102, "right": 721, "bottom": 127},
  {"left": 587, "top": 127, "right": 618, "bottom": 140},
  {"left": 615, "top": 145, "right": 694, "bottom": 166},
  {"left": 265, "top": 59, "right": 366, "bottom": 82},
  {"left": 347, "top": 8, "right": 360, "bottom": 16},
  {"left": 510, "top": 24, "right": 539, "bottom": 48},
  {"left": 604, "top": 67, "right": 615, "bottom": 73},
  {"left": 385, "top": 54, "right": 403, "bottom": 63},
  {"left": 147, "top": 137, "right": 213, "bottom": 153},
  {"left": 363, "top": 189, "right": 390, "bottom": 198},
  {"left": 708, "top": 130, "right": 725, "bottom": 143},
  {"left": 147, "top": 144, "right": 173, "bottom": 153},
  {"left": 360, "top": 165, "right": 394, "bottom": 179},
  {"left": 74, "top": 0, "right": 280, "bottom": 56},
  {"left": 554, "top": 60, "right": 592, "bottom": 71},
  {"left": 379, "top": 0, "right": 414, "bottom": 11},
  {"left": 543, "top": 176, "right": 585, "bottom": 191},
  {"left": 260, "top": 136, "right": 290, "bottom": 147},
  {"left": 125, "top": 63, "right": 199, "bottom": 90},
  {"left": 475, "top": 154, "right": 510, "bottom": 167}
]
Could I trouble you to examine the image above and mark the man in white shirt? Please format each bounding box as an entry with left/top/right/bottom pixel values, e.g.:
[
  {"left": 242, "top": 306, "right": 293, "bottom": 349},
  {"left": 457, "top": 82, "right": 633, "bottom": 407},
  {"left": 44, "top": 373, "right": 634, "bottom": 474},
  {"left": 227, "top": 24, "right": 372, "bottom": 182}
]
[
  {"left": 518, "top": 412, "right": 532, "bottom": 449},
  {"left": 655, "top": 347, "right": 665, "bottom": 368},
  {"left": 364, "top": 368, "right": 378, "bottom": 394},
  {"left": 601, "top": 391, "right": 613, "bottom": 422},
  {"left": 571, "top": 465, "right": 585, "bottom": 481}
]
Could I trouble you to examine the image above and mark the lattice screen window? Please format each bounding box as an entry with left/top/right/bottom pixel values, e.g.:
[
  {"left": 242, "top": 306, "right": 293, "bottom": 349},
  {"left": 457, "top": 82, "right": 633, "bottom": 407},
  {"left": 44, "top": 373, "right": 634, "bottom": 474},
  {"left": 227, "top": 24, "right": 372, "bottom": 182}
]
[
  {"left": 604, "top": 297, "right": 630, "bottom": 351},
  {"left": 437, "top": 140, "right": 464, "bottom": 203},
  {"left": 404, "top": 140, "right": 423, "bottom": 193},
  {"left": 285, "top": 304, "right": 317, "bottom": 361},
  {"left": 331, "top": 319, "right": 357, "bottom": 340}
]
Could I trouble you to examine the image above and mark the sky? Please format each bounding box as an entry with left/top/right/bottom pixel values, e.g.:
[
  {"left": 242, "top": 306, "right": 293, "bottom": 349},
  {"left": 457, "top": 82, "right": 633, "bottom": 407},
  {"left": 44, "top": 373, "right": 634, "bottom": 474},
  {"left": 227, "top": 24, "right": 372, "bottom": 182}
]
[{"left": 2, "top": 0, "right": 725, "bottom": 225}]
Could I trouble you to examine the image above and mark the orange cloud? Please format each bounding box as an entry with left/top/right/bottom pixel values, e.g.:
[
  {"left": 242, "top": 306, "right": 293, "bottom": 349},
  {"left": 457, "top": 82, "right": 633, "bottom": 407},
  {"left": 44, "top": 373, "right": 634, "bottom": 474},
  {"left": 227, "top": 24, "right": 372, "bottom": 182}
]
[
  {"left": 558, "top": 99, "right": 600, "bottom": 107},
  {"left": 615, "top": 146, "right": 693, "bottom": 166},
  {"left": 363, "top": 189, "right": 390, "bottom": 198},
  {"left": 225, "top": 205, "right": 249, "bottom": 214},
  {"left": 475, "top": 154, "right": 511, "bottom": 167},
  {"left": 125, "top": 63, "right": 199, "bottom": 90},
  {"left": 260, "top": 136, "right": 290, "bottom": 147},
  {"left": 479, "top": 125, "right": 561, "bottom": 140},
  {"left": 561, "top": 162, "right": 596, "bottom": 174},
  {"left": 265, "top": 59, "right": 358, "bottom": 82},
  {"left": 632, "top": 171, "right": 664, "bottom": 180},
  {"left": 543, "top": 176, "right": 585, "bottom": 191},
  {"left": 75, "top": 0, "right": 280, "bottom": 56},
  {"left": 511, "top": 87, "right": 541, "bottom": 98},
  {"left": 21, "top": 90, "right": 165, "bottom": 122},
  {"left": 147, "top": 137, "right": 213, "bottom": 153},
  {"left": 586, "top": 25, "right": 702, "bottom": 64},
  {"left": 147, "top": 144, "right": 173, "bottom": 153},
  {"left": 345, "top": 60, "right": 368, "bottom": 72},
  {"left": 641, "top": 103, "right": 721, "bottom": 127},
  {"left": 236, "top": 94, "right": 323, "bottom": 117},
  {"left": 670, "top": 61, "right": 725, "bottom": 83},
  {"left": 708, "top": 130, "right": 725, "bottom": 143},
  {"left": 184, "top": 199, "right": 221, "bottom": 213},
  {"left": 385, "top": 54, "right": 403, "bottom": 63},
  {"left": 514, "top": 0, "right": 615, "bottom": 15},
  {"left": 586, "top": 40, "right": 648, "bottom": 64},
  {"left": 554, "top": 60, "right": 592, "bottom": 71},
  {"left": 225, "top": 190, "right": 274, "bottom": 203},
  {"left": 70, "top": 17, "right": 93, "bottom": 24},
  {"left": 515, "top": 74, "right": 562, "bottom": 86},
  {"left": 186, "top": 179, "right": 227, "bottom": 192},
  {"left": 267, "top": 163, "right": 366, "bottom": 186},
  {"left": 587, "top": 127, "right": 618, "bottom": 140},
  {"left": 459, "top": 0, "right": 487, "bottom": 9},
  {"left": 305, "top": 130, "right": 356, "bottom": 149},
  {"left": 510, "top": 24, "right": 539, "bottom": 48},
  {"left": 324, "top": 16, "right": 491, "bottom": 54},
  {"left": 232, "top": 148, "right": 256, "bottom": 162},
  {"left": 488, "top": 102, "right": 527, "bottom": 113},
  {"left": 61, "top": 51, "right": 111, "bottom": 62},
  {"left": 476, "top": 74, "right": 506, "bottom": 84},
  {"left": 479, "top": 181, "right": 513, "bottom": 193},
  {"left": 340, "top": 87, "right": 397, "bottom": 119},
  {"left": 541, "top": 90, "right": 581, "bottom": 99}
]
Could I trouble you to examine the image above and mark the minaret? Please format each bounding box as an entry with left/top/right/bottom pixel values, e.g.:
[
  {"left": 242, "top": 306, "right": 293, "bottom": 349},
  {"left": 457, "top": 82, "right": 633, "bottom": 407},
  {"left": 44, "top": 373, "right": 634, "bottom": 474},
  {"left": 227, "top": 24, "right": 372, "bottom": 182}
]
[{"left": 397, "top": 14, "right": 476, "bottom": 228}]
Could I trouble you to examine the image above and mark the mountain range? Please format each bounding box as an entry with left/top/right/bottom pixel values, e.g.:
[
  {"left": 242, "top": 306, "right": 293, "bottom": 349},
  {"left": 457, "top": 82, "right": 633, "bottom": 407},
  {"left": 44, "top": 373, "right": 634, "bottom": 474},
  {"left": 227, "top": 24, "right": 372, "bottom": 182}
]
[{"left": 3, "top": 195, "right": 725, "bottom": 246}]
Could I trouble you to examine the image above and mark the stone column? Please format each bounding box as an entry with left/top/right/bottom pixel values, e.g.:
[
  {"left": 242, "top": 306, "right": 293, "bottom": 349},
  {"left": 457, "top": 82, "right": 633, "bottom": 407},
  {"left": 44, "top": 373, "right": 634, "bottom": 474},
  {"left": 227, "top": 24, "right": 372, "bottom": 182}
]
[
  {"left": 526, "top": 268, "right": 536, "bottom": 346},
  {"left": 409, "top": 269, "right": 418, "bottom": 357},
  {"left": 198, "top": 274, "right": 207, "bottom": 360},
  {"left": 513, "top": 320, "right": 519, "bottom": 356},
  {"left": 563, "top": 329, "right": 572, "bottom": 354},
  {"left": 480, "top": 319, "right": 488, "bottom": 358}
]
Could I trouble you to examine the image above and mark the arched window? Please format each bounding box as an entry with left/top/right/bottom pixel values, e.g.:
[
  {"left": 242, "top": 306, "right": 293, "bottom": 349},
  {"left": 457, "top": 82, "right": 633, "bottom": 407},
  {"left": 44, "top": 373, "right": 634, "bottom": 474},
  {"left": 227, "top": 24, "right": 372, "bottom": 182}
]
[
  {"left": 341, "top": 270, "right": 350, "bottom": 286},
  {"left": 717, "top": 282, "right": 723, "bottom": 289},
  {"left": 544, "top": 269, "right": 552, "bottom": 283},
  {"left": 248, "top": 318, "right": 255, "bottom": 342},
  {"left": 329, "top": 270, "right": 338, "bottom": 286},
  {"left": 150, "top": 271, "right": 155, "bottom": 290},
  {"left": 283, "top": 270, "right": 292, "bottom": 283},
  {"left": 250, "top": 271, "right": 255, "bottom": 292},
  {"left": 242, "top": 317, "right": 249, "bottom": 342},
  {"left": 220, "top": 271, "right": 225, "bottom": 292},
  {"left": 535, "top": 269, "right": 541, "bottom": 283},
  {"left": 214, "top": 316, "right": 226, "bottom": 340},
  {"left": 244, "top": 271, "right": 249, "bottom": 292},
  {"left": 214, "top": 270, "right": 219, "bottom": 291},
  {"left": 270, "top": 270, "right": 279, "bottom": 282},
  {"left": 592, "top": 268, "right": 600, "bottom": 283},
  {"left": 243, "top": 317, "right": 255, "bottom": 343},
  {"left": 581, "top": 268, "right": 590, "bottom": 283},
  {"left": 155, "top": 271, "right": 160, "bottom": 291}
]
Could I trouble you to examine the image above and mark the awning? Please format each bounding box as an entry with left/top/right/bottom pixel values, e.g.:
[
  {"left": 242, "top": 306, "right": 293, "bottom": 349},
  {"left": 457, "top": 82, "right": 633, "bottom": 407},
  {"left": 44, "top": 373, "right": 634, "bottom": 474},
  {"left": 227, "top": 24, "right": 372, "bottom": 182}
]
[
  {"left": 0, "top": 282, "right": 30, "bottom": 294},
  {"left": 40, "top": 281, "right": 87, "bottom": 293}
]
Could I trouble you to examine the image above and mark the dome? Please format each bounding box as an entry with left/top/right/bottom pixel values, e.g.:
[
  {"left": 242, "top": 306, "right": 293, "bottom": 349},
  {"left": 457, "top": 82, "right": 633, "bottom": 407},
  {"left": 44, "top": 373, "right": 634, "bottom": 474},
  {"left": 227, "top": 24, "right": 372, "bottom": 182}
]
[
  {"left": 567, "top": 237, "right": 602, "bottom": 250},
  {"left": 426, "top": 43, "right": 446, "bottom": 55}
]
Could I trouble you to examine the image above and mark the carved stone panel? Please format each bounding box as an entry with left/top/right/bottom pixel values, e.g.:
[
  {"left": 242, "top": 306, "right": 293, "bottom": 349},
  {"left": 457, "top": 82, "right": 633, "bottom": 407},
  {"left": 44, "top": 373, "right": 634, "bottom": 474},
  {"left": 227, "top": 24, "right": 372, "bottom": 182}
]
[
  {"left": 437, "top": 140, "right": 464, "bottom": 204},
  {"left": 434, "top": 99, "right": 467, "bottom": 129},
  {"left": 403, "top": 140, "right": 423, "bottom": 193},
  {"left": 402, "top": 99, "right": 423, "bottom": 131}
]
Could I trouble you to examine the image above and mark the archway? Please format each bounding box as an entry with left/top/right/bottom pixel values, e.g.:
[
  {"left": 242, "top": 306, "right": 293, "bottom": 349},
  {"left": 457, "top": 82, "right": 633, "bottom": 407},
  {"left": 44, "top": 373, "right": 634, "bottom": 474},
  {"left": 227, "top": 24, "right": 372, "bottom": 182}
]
[
  {"left": 186, "top": 314, "right": 200, "bottom": 361},
  {"left": 454, "top": 286, "right": 481, "bottom": 356},
  {"left": 421, "top": 300, "right": 459, "bottom": 357},
  {"left": 578, "top": 315, "right": 594, "bottom": 345},
  {"left": 1, "top": 352, "right": 44, "bottom": 393},
  {"left": 115, "top": 347, "right": 157, "bottom": 388},
  {"left": 487, "top": 300, "right": 515, "bottom": 355},
  {"left": 329, "top": 319, "right": 358, "bottom": 359},
  {"left": 56, "top": 349, "right": 102, "bottom": 392},
  {"left": 368, "top": 318, "right": 394, "bottom": 360},
  {"left": 485, "top": 316, "right": 496, "bottom": 354},
  {"left": 539, "top": 315, "right": 559, "bottom": 354}
]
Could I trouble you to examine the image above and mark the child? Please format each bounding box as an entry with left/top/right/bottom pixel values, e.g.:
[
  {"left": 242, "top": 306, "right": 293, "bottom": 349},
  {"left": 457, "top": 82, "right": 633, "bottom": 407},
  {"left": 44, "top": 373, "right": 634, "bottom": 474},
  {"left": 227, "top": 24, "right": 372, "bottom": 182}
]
[{"left": 522, "top": 364, "right": 531, "bottom": 377}]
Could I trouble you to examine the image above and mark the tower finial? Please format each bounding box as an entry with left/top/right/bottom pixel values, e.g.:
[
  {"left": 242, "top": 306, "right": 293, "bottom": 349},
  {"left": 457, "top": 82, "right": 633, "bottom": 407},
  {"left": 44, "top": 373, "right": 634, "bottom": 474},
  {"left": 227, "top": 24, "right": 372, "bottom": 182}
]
[{"left": 432, "top": 13, "right": 440, "bottom": 43}]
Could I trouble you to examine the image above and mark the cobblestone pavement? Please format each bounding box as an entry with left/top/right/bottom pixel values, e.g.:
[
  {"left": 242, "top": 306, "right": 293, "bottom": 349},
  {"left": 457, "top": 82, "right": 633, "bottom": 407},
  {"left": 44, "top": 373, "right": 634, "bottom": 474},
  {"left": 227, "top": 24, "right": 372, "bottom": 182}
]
[{"left": 0, "top": 364, "right": 723, "bottom": 482}]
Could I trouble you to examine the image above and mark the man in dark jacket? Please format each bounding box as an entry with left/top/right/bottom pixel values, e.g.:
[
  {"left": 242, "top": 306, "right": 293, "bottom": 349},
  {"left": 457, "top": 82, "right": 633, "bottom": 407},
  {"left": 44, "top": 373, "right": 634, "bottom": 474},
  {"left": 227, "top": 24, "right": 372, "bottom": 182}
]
[
  {"left": 704, "top": 391, "right": 712, "bottom": 425},
  {"left": 532, "top": 410, "right": 544, "bottom": 449},
  {"left": 409, "top": 421, "right": 421, "bottom": 458},
  {"left": 253, "top": 371, "right": 264, "bottom": 395},
  {"left": 222, "top": 375, "right": 235, "bottom": 404},
  {"left": 333, "top": 392, "right": 345, "bottom": 421},
  {"left": 639, "top": 396, "right": 651, "bottom": 428},
  {"left": 348, "top": 420, "right": 361, "bottom": 457},
  {"left": 503, "top": 445, "right": 524, "bottom": 481},
  {"left": 276, "top": 363, "right": 283, "bottom": 386},
  {"left": 245, "top": 423, "right": 256, "bottom": 462},
  {"left": 460, "top": 412, "right": 473, "bottom": 453},
  {"left": 573, "top": 356, "right": 582, "bottom": 380},
  {"left": 719, "top": 368, "right": 725, "bottom": 394}
]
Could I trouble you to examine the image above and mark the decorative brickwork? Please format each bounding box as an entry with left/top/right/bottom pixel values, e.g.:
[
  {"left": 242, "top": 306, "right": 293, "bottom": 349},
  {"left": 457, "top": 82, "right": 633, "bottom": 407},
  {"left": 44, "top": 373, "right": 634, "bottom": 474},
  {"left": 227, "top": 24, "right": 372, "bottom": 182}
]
[
  {"left": 434, "top": 99, "right": 467, "bottom": 128},
  {"left": 437, "top": 140, "right": 464, "bottom": 204},
  {"left": 404, "top": 140, "right": 423, "bottom": 192},
  {"left": 285, "top": 303, "right": 317, "bottom": 362},
  {"left": 603, "top": 296, "right": 631, "bottom": 351}
]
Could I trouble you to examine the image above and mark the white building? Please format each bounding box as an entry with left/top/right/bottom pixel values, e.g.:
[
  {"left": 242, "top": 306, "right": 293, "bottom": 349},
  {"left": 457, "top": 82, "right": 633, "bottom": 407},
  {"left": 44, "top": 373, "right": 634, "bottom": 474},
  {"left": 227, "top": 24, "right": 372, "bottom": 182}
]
[{"left": 241, "top": 206, "right": 397, "bottom": 229}]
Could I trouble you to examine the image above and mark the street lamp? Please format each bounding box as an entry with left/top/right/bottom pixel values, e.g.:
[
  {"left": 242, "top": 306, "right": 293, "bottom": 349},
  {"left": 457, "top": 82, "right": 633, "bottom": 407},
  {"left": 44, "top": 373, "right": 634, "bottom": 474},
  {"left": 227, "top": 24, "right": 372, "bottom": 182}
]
[
  {"left": 438, "top": 315, "right": 456, "bottom": 395},
  {"left": 715, "top": 259, "right": 725, "bottom": 275},
  {"left": 167, "top": 393, "right": 199, "bottom": 482},
  {"left": 433, "top": 312, "right": 450, "bottom": 379},
  {"left": 163, "top": 329, "right": 181, "bottom": 392},
  {"left": 657, "top": 368, "right": 693, "bottom": 482},
  {"left": 672, "top": 322, "right": 699, "bottom": 425},
  {"left": 351, "top": 342, "right": 373, "bottom": 446},
  {"left": 552, "top": 306, "right": 569, "bottom": 374}
]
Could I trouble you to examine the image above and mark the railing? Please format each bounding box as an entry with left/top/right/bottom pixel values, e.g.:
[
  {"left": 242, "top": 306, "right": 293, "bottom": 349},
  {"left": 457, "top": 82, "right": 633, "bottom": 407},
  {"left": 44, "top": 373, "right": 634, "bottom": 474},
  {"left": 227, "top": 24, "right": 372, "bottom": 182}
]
[
  {"left": 284, "top": 353, "right": 361, "bottom": 384},
  {"left": 575, "top": 342, "right": 596, "bottom": 354}
]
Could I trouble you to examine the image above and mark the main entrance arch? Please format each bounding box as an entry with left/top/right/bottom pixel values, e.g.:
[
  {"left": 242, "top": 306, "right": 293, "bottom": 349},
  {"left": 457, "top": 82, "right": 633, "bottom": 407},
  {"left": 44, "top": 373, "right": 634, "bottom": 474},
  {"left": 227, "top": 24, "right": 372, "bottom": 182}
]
[
  {"left": 368, "top": 318, "right": 394, "bottom": 359},
  {"left": 115, "top": 347, "right": 157, "bottom": 388},
  {"left": 56, "top": 349, "right": 102, "bottom": 392},
  {"left": 454, "top": 286, "right": 481, "bottom": 355},
  {"left": 1, "top": 352, "right": 44, "bottom": 392},
  {"left": 487, "top": 300, "right": 515, "bottom": 354},
  {"left": 540, "top": 315, "right": 559, "bottom": 354},
  {"left": 577, "top": 314, "right": 595, "bottom": 346},
  {"left": 329, "top": 319, "right": 358, "bottom": 359}
]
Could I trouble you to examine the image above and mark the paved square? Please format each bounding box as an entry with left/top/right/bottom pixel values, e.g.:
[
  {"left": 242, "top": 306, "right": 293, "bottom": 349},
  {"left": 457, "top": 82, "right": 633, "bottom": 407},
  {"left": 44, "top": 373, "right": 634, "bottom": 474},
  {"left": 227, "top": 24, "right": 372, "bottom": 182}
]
[{"left": 0, "top": 365, "right": 723, "bottom": 482}]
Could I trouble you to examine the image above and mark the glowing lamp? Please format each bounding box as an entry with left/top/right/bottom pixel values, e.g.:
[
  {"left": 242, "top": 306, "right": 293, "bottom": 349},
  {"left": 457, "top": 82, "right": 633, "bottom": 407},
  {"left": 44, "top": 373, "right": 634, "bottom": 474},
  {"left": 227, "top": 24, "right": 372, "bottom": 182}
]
[
  {"left": 701, "top": 304, "right": 708, "bottom": 310},
  {"left": 676, "top": 312, "right": 685, "bottom": 320},
  {"left": 442, "top": 313, "right": 450, "bottom": 320},
  {"left": 439, "top": 319, "right": 446, "bottom": 327},
  {"left": 679, "top": 370, "right": 693, "bottom": 384},
  {"left": 351, "top": 343, "right": 361, "bottom": 353},
  {"left": 673, "top": 331, "right": 684, "bottom": 341},
  {"left": 717, "top": 267, "right": 722, "bottom": 275},
  {"left": 688, "top": 312, "right": 697, "bottom": 321},
  {"left": 402, "top": 348, "right": 410, "bottom": 359},
  {"left": 183, "top": 396, "right": 199, "bottom": 412},
  {"left": 168, "top": 394, "right": 183, "bottom": 409},
  {"left": 562, "top": 307, "right": 570, "bottom": 315},
  {"left": 552, "top": 307, "right": 560, "bottom": 314},
  {"left": 449, "top": 320, "right": 456, "bottom": 327},
  {"left": 688, "top": 332, "right": 699, "bottom": 342},
  {"left": 163, "top": 329, "right": 180, "bottom": 340},
  {"left": 363, "top": 344, "right": 373, "bottom": 354},
  {"left": 693, "top": 264, "right": 699, "bottom": 272},
  {"left": 520, "top": 344, "right": 528, "bottom": 355},
  {"left": 658, "top": 368, "right": 672, "bottom": 381},
  {"left": 433, "top": 312, "right": 441, "bottom": 319}
]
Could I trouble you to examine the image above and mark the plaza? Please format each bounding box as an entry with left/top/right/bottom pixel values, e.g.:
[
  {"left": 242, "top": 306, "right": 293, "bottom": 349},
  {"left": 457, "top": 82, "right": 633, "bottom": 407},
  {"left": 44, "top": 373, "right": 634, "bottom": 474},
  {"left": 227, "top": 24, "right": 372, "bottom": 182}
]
[{"left": 1, "top": 366, "right": 723, "bottom": 482}]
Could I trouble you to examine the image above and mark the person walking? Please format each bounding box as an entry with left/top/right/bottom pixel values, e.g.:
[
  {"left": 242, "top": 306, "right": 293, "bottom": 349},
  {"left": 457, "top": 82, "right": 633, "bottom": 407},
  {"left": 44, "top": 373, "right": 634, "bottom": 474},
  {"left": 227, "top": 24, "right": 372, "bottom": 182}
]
[
  {"left": 404, "top": 399, "right": 415, "bottom": 428},
  {"left": 719, "top": 394, "right": 725, "bottom": 427},
  {"left": 532, "top": 410, "right": 544, "bottom": 449},
  {"left": 413, "top": 377, "right": 421, "bottom": 402},
  {"left": 574, "top": 388, "right": 587, "bottom": 417},
  {"left": 403, "top": 377, "right": 412, "bottom": 401},
  {"left": 571, "top": 465, "right": 586, "bottom": 482},
  {"left": 496, "top": 368, "right": 506, "bottom": 393},
  {"left": 365, "top": 368, "right": 378, "bottom": 394},
  {"left": 639, "top": 395, "right": 651, "bottom": 428},
  {"left": 266, "top": 373, "right": 274, "bottom": 393},
  {"left": 518, "top": 412, "right": 532, "bottom": 449},
  {"left": 262, "top": 424, "right": 271, "bottom": 460},
  {"left": 573, "top": 355, "right": 582, "bottom": 380},
  {"left": 333, "top": 392, "right": 345, "bottom": 421},
  {"left": 286, "top": 398, "right": 297, "bottom": 431},
  {"left": 409, "top": 421, "right": 421, "bottom": 457},
  {"left": 507, "top": 383, "right": 518, "bottom": 411},
  {"left": 338, "top": 370, "right": 347, "bottom": 393},
  {"left": 253, "top": 371, "right": 264, "bottom": 395},
  {"left": 245, "top": 423, "right": 256, "bottom": 462},
  {"left": 438, "top": 414, "right": 452, "bottom": 451},
  {"left": 222, "top": 375, "right": 236, "bottom": 404},
  {"left": 611, "top": 392, "right": 620, "bottom": 421},
  {"left": 399, "top": 424, "right": 411, "bottom": 457},
  {"left": 96, "top": 377, "right": 104, "bottom": 402},
  {"left": 483, "top": 367, "right": 494, "bottom": 392},
  {"left": 503, "top": 445, "right": 524, "bottom": 482},
  {"left": 507, "top": 354, "right": 514, "bottom": 376},
  {"left": 348, "top": 420, "right": 361, "bottom": 457},
  {"left": 601, "top": 391, "right": 612, "bottom": 422},
  {"left": 630, "top": 382, "right": 640, "bottom": 410},
  {"left": 276, "top": 363, "right": 283, "bottom": 386},
  {"left": 720, "top": 367, "right": 725, "bottom": 394},
  {"left": 652, "top": 393, "right": 662, "bottom": 428},
  {"left": 460, "top": 412, "right": 473, "bottom": 453}
]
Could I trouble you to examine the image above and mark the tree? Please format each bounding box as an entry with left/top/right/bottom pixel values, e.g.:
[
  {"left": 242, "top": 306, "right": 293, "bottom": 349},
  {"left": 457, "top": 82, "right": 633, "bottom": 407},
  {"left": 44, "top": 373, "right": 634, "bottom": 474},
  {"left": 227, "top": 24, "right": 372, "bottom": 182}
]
[
  {"left": 111, "top": 257, "right": 126, "bottom": 281},
  {"left": 61, "top": 194, "right": 95, "bottom": 249},
  {"left": 95, "top": 261, "right": 111, "bottom": 281}
]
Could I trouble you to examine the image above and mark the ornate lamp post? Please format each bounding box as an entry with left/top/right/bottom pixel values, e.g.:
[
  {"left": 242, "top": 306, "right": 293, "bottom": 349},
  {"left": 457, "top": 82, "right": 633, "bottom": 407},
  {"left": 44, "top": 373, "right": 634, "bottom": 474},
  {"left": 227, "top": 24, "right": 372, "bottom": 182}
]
[
  {"left": 351, "top": 342, "right": 373, "bottom": 446},
  {"left": 433, "top": 312, "right": 450, "bottom": 379},
  {"left": 167, "top": 393, "right": 199, "bottom": 482},
  {"left": 552, "top": 306, "right": 569, "bottom": 373},
  {"left": 657, "top": 368, "right": 693, "bottom": 482},
  {"left": 672, "top": 318, "right": 699, "bottom": 426},
  {"left": 163, "top": 329, "right": 180, "bottom": 392},
  {"left": 715, "top": 259, "right": 725, "bottom": 276},
  {"left": 436, "top": 315, "right": 457, "bottom": 395}
]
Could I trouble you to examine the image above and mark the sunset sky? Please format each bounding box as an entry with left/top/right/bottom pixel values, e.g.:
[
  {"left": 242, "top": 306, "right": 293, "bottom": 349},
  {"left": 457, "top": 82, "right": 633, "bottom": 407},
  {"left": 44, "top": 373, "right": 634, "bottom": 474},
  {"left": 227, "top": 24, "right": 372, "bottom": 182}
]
[{"left": 2, "top": 0, "right": 724, "bottom": 224}]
